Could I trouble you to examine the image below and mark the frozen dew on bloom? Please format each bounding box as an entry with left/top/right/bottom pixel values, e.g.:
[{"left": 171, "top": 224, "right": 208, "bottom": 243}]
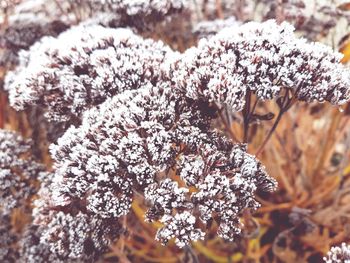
[
  {"left": 5, "top": 24, "right": 174, "bottom": 123},
  {"left": 170, "top": 20, "right": 350, "bottom": 113},
  {"left": 48, "top": 84, "right": 277, "bottom": 247},
  {"left": 324, "top": 243, "right": 350, "bottom": 263}
]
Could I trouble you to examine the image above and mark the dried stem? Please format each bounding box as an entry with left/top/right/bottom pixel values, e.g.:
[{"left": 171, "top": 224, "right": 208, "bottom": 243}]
[{"left": 256, "top": 90, "right": 295, "bottom": 156}]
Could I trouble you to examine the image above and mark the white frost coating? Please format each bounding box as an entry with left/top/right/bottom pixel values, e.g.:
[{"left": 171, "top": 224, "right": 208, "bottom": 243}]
[
  {"left": 5, "top": 24, "right": 174, "bottom": 122},
  {"left": 47, "top": 84, "right": 276, "bottom": 247},
  {"left": 193, "top": 17, "right": 241, "bottom": 39},
  {"left": 156, "top": 211, "right": 205, "bottom": 248},
  {"left": 324, "top": 243, "right": 350, "bottom": 263},
  {"left": 171, "top": 20, "right": 350, "bottom": 112}
]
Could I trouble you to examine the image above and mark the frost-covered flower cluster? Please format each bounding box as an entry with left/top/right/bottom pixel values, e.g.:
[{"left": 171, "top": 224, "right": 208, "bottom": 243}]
[
  {"left": 5, "top": 25, "right": 173, "bottom": 122},
  {"left": 36, "top": 211, "right": 122, "bottom": 261},
  {"left": 89, "top": 0, "right": 187, "bottom": 29},
  {"left": 170, "top": 20, "right": 350, "bottom": 112},
  {"left": 324, "top": 243, "right": 350, "bottom": 263},
  {"left": 194, "top": 0, "right": 350, "bottom": 43},
  {"left": 0, "top": 129, "right": 46, "bottom": 262},
  {"left": 0, "top": 129, "right": 43, "bottom": 215},
  {"left": 193, "top": 17, "right": 240, "bottom": 39},
  {"left": 2, "top": 0, "right": 350, "bottom": 259},
  {"left": 0, "top": 128, "right": 122, "bottom": 262},
  {"left": 47, "top": 84, "right": 277, "bottom": 247}
]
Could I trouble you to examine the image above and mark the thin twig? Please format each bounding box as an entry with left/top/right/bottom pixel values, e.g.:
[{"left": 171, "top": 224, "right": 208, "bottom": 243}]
[{"left": 256, "top": 90, "right": 295, "bottom": 156}]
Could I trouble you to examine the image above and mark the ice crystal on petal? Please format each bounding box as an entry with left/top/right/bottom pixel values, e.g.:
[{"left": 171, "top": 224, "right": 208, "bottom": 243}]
[
  {"left": 156, "top": 211, "right": 205, "bottom": 248},
  {"left": 5, "top": 24, "right": 174, "bottom": 122},
  {"left": 38, "top": 211, "right": 121, "bottom": 261},
  {"left": 324, "top": 243, "right": 350, "bottom": 263},
  {"left": 171, "top": 20, "right": 350, "bottom": 112}
]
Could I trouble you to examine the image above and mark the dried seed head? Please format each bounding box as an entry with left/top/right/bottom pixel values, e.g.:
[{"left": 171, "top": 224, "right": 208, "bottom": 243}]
[
  {"left": 5, "top": 25, "right": 174, "bottom": 122},
  {"left": 170, "top": 20, "right": 350, "bottom": 111},
  {"left": 324, "top": 243, "right": 350, "bottom": 263}
]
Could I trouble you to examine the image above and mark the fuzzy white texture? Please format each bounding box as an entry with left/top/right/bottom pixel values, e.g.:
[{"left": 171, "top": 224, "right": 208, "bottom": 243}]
[
  {"left": 171, "top": 20, "right": 350, "bottom": 112},
  {"left": 193, "top": 17, "right": 241, "bottom": 39},
  {"left": 47, "top": 83, "right": 276, "bottom": 247},
  {"left": 324, "top": 243, "right": 350, "bottom": 263},
  {"left": 5, "top": 24, "right": 174, "bottom": 122},
  {"left": 156, "top": 211, "right": 205, "bottom": 248}
]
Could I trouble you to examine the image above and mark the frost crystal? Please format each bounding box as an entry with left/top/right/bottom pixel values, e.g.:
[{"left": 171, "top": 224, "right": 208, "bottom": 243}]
[
  {"left": 5, "top": 24, "right": 174, "bottom": 122},
  {"left": 0, "top": 129, "right": 46, "bottom": 262},
  {"left": 38, "top": 211, "right": 121, "bottom": 261},
  {"left": 156, "top": 211, "right": 205, "bottom": 248},
  {"left": 324, "top": 243, "right": 350, "bottom": 263},
  {"left": 0, "top": 129, "right": 43, "bottom": 215},
  {"left": 170, "top": 20, "right": 350, "bottom": 112},
  {"left": 49, "top": 84, "right": 276, "bottom": 247}
]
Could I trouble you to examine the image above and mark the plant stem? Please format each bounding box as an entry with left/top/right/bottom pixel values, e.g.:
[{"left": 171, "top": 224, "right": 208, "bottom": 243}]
[
  {"left": 243, "top": 91, "right": 252, "bottom": 143},
  {"left": 215, "top": 104, "right": 238, "bottom": 141},
  {"left": 255, "top": 90, "right": 294, "bottom": 156},
  {"left": 255, "top": 108, "right": 284, "bottom": 156}
]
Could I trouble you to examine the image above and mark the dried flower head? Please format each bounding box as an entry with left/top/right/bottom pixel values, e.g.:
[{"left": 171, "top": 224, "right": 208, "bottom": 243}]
[
  {"left": 0, "top": 129, "right": 47, "bottom": 262},
  {"left": 89, "top": 0, "right": 187, "bottom": 29},
  {"left": 0, "top": 0, "right": 70, "bottom": 68},
  {"left": 156, "top": 211, "right": 205, "bottom": 248},
  {"left": 48, "top": 84, "right": 276, "bottom": 247},
  {"left": 193, "top": 17, "right": 240, "bottom": 39},
  {"left": 324, "top": 243, "right": 350, "bottom": 263},
  {"left": 0, "top": 129, "right": 43, "bottom": 215},
  {"left": 170, "top": 20, "right": 350, "bottom": 112},
  {"left": 36, "top": 211, "right": 121, "bottom": 261},
  {"left": 5, "top": 24, "right": 174, "bottom": 122}
]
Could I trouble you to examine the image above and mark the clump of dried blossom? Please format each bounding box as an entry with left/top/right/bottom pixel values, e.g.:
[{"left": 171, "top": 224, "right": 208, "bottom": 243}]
[
  {"left": 88, "top": 0, "right": 187, "bottom": 29},
  {"left": 0, "top": 129, "right": 43, "bottom": 215},
  {"left": 170, "top": 20, "right": 350, "bottom": 112},
  {"left": 193, "top": 0, "right": 350, "bottom": 43},
  {"left": 193, "top": 17, "right": 240, "bottom": 39},
  {"left": 0, "top": 0, "right": 71, "bottom": 68},
  {"left": 5, "top": 24, "right": 174, "bottom": 122},
  {"left": 35, "top": 211, "right": 122, "bottom": 261},
  {"left": 48, "top": 84, "right": 276, "bottom": 247},
  {"left": 0, "top": 129, "right": 46, "bottom": 262},
  {"left": 324, "top": 243, "right": 350, "bottom": 263}
]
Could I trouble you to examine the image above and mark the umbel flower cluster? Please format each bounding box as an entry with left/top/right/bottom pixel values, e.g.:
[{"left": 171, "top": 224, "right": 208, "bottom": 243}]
[
  {"left": 2, "top": 0, "right": 350, "bottom": 261},
  {"left": 170, "top": 20, "right": 350, "bottom": 112},
  {"left": 0, "top": 129, "right": 45, "bottom": 261},
  {"left": 0, "top": 129, "right": 122, "bottom": 262},
  {"left": 324, "top": 243, "right": 350, "bottom": 263},
  {"left": 49, "top": 84, "right": 277, "bottom": 247},
  {"left": 6, "top": 25, "right": 173, "bottom": 122}
]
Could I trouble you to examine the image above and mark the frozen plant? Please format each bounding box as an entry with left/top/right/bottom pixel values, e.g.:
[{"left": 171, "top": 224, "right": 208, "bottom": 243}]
[
  {"left": 171, "top": 20, "right": 350, "bottom": 111},
  {"left": 193, "top": 17, "right": 240, "bottom": 39},
  {"left": 0, "top": 129, "right": 47, "bottom": 262},
  {"left": 324, "top": 243, "right": 350, "bottom": 263},
  {"left": 46, "top": 84, "right": 276, "bottom": 247},
  {"left": 88, "top": 0, "right": 187, "bottom": 29},
  {"left": 5, "top": 24, "right": 174, "bottom": 122},
  {"left": 0, "top": 129, "right": 44, "bottom": 215},
  {"left": 0, "top": 0, "right": 71, "bottom": 68},
  {"left": 156, "top": 211, "right": 205, "bottom": 248},
  {"left": 36, "top": 211, "right": 122, "bottom": 261}
]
